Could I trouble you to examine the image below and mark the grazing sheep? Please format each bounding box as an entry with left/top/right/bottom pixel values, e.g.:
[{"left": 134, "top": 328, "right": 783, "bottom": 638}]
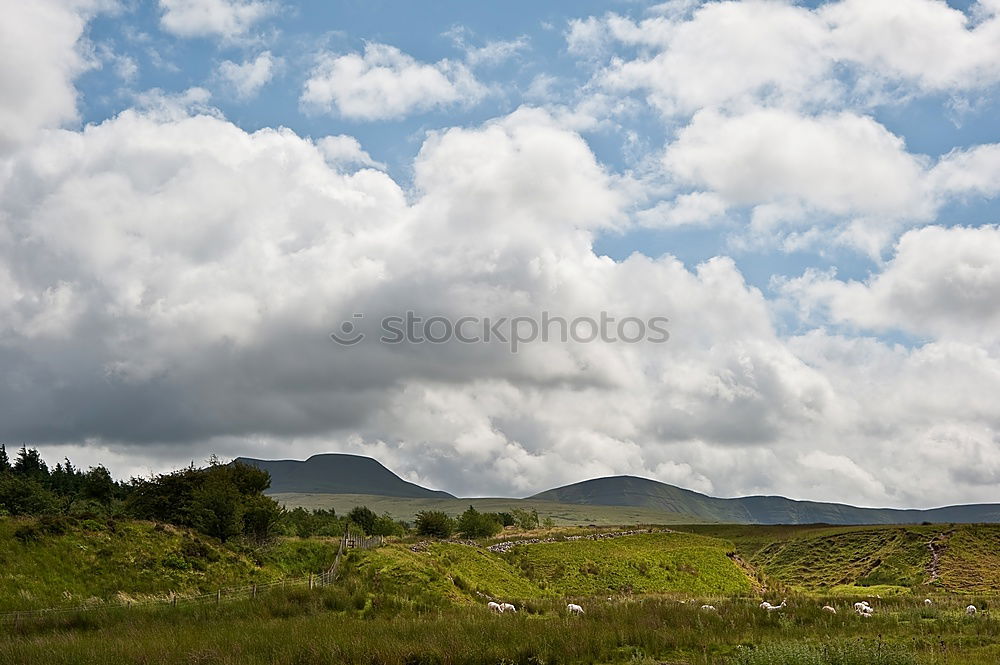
[
  {"left": 567, "top": 603, "right": 584, "bottom": 615},
  {"left": 822, "top": 605, "right": 837, "bottom": 614},
  {"left": 924, "top": 599, "right": 933, "bottom": 606},
  {"left": 967, "top": 605, "right": 978, "bottom": 616},
  {"left": 487, "top": 601, "right": 504, "bottom": 614},
  {"left": 853, "top": 601, "right": 870, "bottom": 612},
  {"left": 701, "top": 604, "right": 717, "bottom": 612},
  {"left": 760, "top": 600, "right": 785, "bottom": 612},
  {"left": 501, "top": 603, "right": 517, "bottom": 613}
]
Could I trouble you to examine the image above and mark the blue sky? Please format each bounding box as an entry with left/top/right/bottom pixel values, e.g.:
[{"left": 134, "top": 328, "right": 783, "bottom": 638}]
[
  {"left": 75, "top": 0, "right": 999, "bottom": 294},
  {"left": 2, "top": 0, "right": 1000, "bottom": 505}
]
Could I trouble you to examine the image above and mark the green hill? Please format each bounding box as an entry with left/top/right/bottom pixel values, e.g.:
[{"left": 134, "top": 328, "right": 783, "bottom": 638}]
[
  {"left": 530, "top": 475, "right": 1000, "bottom": 525},
  {"left": 236, "top": 454, "right": 455, "bottom": 498},
  {"left": 680, "top": 523, "right": 1000, "bottom": 593},
  {"left": 0, "top": 517, "right": 336, "bottom": 612}
]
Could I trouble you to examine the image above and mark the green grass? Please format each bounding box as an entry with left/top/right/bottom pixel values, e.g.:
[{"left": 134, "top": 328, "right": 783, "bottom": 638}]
[
  {"left": 5, "top": 590, "right": 1000, "bottom": 664},
  {"left": 0, "top": 517, "right": 336, "bottom": 611},
  {"left": 501, "top": 531, "right": 757, "bottom": 596}
]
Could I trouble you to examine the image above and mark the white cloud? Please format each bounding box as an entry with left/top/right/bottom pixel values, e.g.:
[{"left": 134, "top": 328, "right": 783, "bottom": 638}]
[
  {"left": 822, "top": 0, "right": 1000, "bottom": 93},
  {"left": 159, "top": 0, "right": 275, "bottom": 39},
  {"left": 664, "top": 108, "right": 930, "bottom": 220},
  {"left": 216, "top": 51, "right": 277, "bottom": 100},
  {"left": 0, "top": 0, "right": 95, "bottom": 154},
  {"left": 317, "top": 135, "right": 385, "bottom": 170},
  {"left": 580, "top": 0, "right": 1000, "bottom": 116},
  {"left": 301, "top": 43, "right": 485, "bottom": 120},
  {"left": 780, "top": 225, "right": 1000, "bottom": 343}
]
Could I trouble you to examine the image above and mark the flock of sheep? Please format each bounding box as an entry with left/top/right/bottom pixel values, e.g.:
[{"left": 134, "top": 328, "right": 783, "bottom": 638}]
[{"left": 487, "top": 597, "right": 981, "bottom": 617}]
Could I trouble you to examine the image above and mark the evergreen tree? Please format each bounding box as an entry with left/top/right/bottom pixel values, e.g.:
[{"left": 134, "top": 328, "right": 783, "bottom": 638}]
[{"left": 0, "top": 444, "right": 9, "bottom": 473}]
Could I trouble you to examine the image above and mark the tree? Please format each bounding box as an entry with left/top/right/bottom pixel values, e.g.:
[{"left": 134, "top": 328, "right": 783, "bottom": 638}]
[
  {"left": 347, "top": 505, "right": 378, "bottom": 535},
  {"left": 189, "top": 474, "right": 244, "bottom": 542},
  {"left": 511, "top": 508, "right": 540, "bottom": 530},
  {"left": 242, "top": 494, "right": 284, "bottom": 542},
  {"left": 370, "top": 511, "right": 404, "bottom": 537},
  {"left": 0, "top": 475, "right": 58, "bottom": 515},
  {"left": 0, "top": 444, "right": 9, "bottom": 474},
  {"left": 415, "top": 510, "right": 455, "bottom": 538},
  {"left": 13, "top": 447, "right": 48, "bottom": 481},
  {"left": 81, "top": 466, "right": 116, "bottom": 505},
  {"left": 457, "top": 505, "right": 502, "bottom": 539}
]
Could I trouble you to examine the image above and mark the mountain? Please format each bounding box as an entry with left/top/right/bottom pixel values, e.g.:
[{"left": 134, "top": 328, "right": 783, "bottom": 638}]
[
  {"left": 528, "top": 475, "right": 1000, "bottom": 525},
  {"left": 235, "top": 454, "right": 455, "bottom": 499}
]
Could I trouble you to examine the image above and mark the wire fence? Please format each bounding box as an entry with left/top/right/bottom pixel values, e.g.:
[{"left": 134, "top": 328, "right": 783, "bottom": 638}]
[{"left": 0, "top": 526, "right": 385, "bottom": 625}]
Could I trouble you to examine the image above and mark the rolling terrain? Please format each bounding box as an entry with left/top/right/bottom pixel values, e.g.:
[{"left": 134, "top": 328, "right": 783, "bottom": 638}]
[
  {"left": 248, "top": 454, "right": 1000, "bottom": 526},
  {"left": 531, "top": 475, "right": 1000, "bottom": 525}
]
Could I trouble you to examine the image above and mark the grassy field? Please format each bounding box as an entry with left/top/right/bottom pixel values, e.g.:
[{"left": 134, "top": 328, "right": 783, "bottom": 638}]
[
  {"left": 0, "top": 517, "right": 336, "bottom": 611},
  {"left": 8, "top": 518, "right": 1000, "bottom": 663},
  {"left": 270, "top": 492, "right": 707, "bottom": 525},
  {"left": 3, "top": 587, "right": 1000, "bottom": 664}
]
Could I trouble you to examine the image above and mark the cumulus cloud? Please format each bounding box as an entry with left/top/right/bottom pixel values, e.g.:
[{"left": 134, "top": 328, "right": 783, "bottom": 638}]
[
  {"left": 0, "top": 0, "right": 96, "bottom": 154},
  {"left": 582, "top": 0, "right": 1000, "bottom": 115},
  {"left": 301, "top": 43, "right": 485, "bottom": 120},
  {"left": 216, "top": 51, "right": 277, "bottom": 99},
  {"left": 159, "top": 0, "right": 275, "bottom": 39},
  {"left": 779, "top": 225, "right": 1000, "bottom": 342},
  {"left": 664, "top": 108, "right": 930, "bottom": 220},
  {"left": 4, "top": 0, "right": 1000, "bottom": 511}
]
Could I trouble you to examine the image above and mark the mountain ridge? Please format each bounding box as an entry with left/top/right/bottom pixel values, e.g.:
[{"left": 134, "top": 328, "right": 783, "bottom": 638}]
[
  {"left": 528, "top": 474, "right": 1000, "bottom": 525},
  {"left": 238, "top": 454, "right": 1000, "bottom": 525}
]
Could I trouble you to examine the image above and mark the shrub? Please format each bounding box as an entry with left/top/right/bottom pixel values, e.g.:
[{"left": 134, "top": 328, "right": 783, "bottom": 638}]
[{"left": 415, "top": 511, "right": 455, "bottom": 538}]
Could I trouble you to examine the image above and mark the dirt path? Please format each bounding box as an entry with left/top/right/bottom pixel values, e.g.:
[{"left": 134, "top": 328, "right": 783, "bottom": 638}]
[{"left": 927, "top": 531, "right": 952, "bottom": 583}]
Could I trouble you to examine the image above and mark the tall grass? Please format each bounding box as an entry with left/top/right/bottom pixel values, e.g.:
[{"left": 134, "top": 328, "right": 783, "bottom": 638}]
[{"left": 3, "top": 591, "right": 999, "bottom": 665}]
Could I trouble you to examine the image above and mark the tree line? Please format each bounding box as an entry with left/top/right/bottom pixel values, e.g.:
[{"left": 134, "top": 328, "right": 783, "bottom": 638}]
[{"left": 0, "top": 446, "right": 552, "bottom": 543}]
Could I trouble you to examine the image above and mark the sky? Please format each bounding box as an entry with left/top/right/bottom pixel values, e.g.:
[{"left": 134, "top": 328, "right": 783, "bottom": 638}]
[{"left": 1, "top": 0, "right": 1000, "bottom": 508}]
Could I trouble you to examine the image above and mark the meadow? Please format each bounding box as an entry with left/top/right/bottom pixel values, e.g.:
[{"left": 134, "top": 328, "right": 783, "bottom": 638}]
[{"left": 5, "top": 519, "right": 1000, "bottom": 664}]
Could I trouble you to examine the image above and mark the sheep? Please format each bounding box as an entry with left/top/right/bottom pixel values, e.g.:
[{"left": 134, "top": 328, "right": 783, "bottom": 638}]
[
  {"left": 853, "top": 601, "right": 871, "bottom": 612},
  {"left": 501, "top": 603, "right": 517, "bottom": 613},
  {"left": 924, "top": 599, "right": 933, "bottom": 606},
  {"left": 966, "top": 605, "right": 978, "bottom": 616},
  {"left": 759, "top": 599, "right": 787, "bottom": 612},
  {"left": 822, "top": 605, "right": 837, "bottom": 614},
  {"left": 567, "top": 603, "right": 584, "bottom": 615},
  {"left": 487, "top": 601, "right": 504, "bottom": 614},
  {"left": 701, "top": 604, "right": 717, "bottom": 612}
]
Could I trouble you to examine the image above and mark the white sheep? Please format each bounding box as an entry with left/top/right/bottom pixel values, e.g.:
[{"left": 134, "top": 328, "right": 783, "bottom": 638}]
[
  {"left": 567, "top": 603, "right": 584, "bottom": 615},
  {"left": 822, "top": 605, "right": 837, "bottom": 614},
  {"left": 853, "top": 601, "right": 870, "bottom": 612},
  {"left": 759, "top": 599, "right": 787, "bottom": 612},
  {"left": 924, "top": 599, "right": 933, "bottom": 606},
  {"left": 966, "top": 605, "right": 978, "bottom": 616},
  {"left": 487, "top": 601, "right": 504, "bottom": 614},
  {"left": 701, "top": 604, "right": 717, "bottom": 612},
  {"left": 501, "top": 603, "right": 517, "bottom": 613}
]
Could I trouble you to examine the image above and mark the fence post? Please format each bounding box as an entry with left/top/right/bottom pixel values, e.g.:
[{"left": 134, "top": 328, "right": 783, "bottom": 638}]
[
  {"left": 309, "top": 573, "right": 314, "bottom": 590},
  {"left": 252, "top": 584, "right": 257, "bottom": 599},
  {"left": 216, "top": 589, "right": 221, "bottom": 605}
]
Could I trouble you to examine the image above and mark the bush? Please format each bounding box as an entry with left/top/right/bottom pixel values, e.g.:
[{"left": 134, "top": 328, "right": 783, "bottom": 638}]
[
  {"left": 456, "top": 506, "right": 502, "bottom": 539},
  {"left": 415, "top": 511, "right": 455, "bottom": 538}
]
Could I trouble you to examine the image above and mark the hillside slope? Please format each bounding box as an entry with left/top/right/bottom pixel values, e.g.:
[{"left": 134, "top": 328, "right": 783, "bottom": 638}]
[
  {"left": 236, "top": 454, "right": 454, "bottom": 498},
  {"left": 530, "top": 475, "right": 1000, "bottom": 525}
]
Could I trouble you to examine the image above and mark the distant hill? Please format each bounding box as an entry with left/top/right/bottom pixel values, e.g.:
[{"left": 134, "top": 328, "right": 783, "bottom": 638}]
[
  {"left": 235, "top": 454, "right": 455, "bottom": 499},
  {"left": 529, "top": 475, "right": 1000, "bottom": 525}
]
